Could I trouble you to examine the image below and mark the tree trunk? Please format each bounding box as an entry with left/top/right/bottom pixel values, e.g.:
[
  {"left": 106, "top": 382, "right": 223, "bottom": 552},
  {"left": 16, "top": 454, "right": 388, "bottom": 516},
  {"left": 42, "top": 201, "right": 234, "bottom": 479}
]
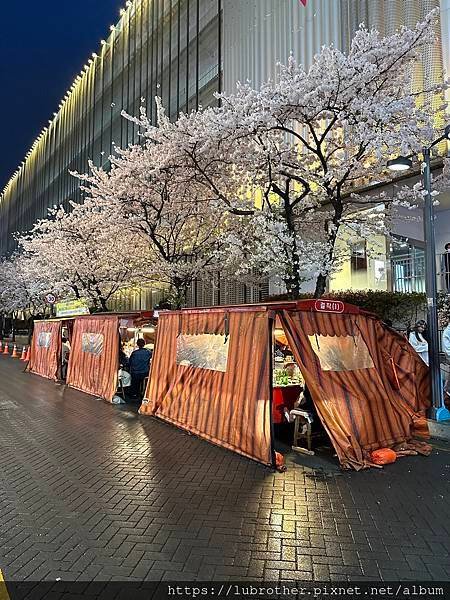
[
  {"left": 99, "top": 297, "right": 109, "bottom": 312},
  {"left": 174, "top": 288, "right": 187, "bottom": 309},
  {"left": 71, "top": 285, "right": 81, "bottom": 299},
  {"left": 314, "top": 273, "right": 327, "bottom": 298},
  {"left": 284, "top": 278, "right": 300, "bottom": 300},
  {"left": 27, "top": 317, "right": 34, "bottom": 345},
  {"left": 172, "top": 278, "right": 188, "bottom": 309},
  {"left": 282, "top": 189, "right": 302, "bottom": 301},
  {"left": 314, "top": 204, "right": 342, "bottom": 299},
  {"left": 284, "top": 245, "right": 302, "bottom": 300}
]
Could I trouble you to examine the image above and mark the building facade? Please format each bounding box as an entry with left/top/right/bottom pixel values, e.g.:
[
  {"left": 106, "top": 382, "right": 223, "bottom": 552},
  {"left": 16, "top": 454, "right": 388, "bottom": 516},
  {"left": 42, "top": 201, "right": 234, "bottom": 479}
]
[
  {"left": 1, "top": 0, "right": 449, "bottom": 307},
  {"left": 0, "top": 0, "right": 222, "bottom": 256}
]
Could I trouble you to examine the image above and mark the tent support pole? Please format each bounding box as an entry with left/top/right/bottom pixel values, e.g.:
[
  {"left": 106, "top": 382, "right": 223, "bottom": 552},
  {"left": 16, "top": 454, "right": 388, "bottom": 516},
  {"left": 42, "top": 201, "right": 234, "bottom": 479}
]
[{"left": 268, "top": 316, "right": 277, "bottom": 470}]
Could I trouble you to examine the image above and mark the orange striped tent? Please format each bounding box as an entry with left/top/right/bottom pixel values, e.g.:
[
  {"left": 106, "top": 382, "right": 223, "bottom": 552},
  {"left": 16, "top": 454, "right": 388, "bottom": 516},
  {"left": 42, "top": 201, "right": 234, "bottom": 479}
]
[
  {"left": 66, "top": 311, "right": 154, "bottom": 402},
  {"left": 66, "top": 315, "right": 119, "bottom": 401},
  {"left": 140, "top": 301, "right": 430, "bottom": 470},
  {"left": 141, "top": 307, "right": 273, "bottom": 465},
  {"left": 27, "top": 319, "right": 62, "bottom": 381},
  {"left": 279, "top": 304, "right": 430, "bottom": 470}
]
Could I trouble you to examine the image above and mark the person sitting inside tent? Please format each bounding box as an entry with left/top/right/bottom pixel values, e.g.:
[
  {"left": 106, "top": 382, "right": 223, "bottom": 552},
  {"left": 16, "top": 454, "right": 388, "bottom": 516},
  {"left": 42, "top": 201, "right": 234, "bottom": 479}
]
[
  {"left": 117, "top": 341, "right": 131, "bottom": 395},
  {"left": 284, "top": 384, "right": 317, "bottom": 422},
  {"left": 275, "top": 340, "right": 289, "bottom": 359},
  {"left": 128, "top": 338, "right": 152, "bottom": 399},
  {"left": 118, "top": 368, "right": 131, "bottom": 391},
  {"left": 119, "top": 342, "right": 129, "bottom": 370}
]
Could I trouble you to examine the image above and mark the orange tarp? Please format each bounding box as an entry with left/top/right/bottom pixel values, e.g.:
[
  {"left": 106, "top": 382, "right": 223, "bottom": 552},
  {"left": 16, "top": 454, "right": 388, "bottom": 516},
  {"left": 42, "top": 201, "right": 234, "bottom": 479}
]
[
  {"left": 140, "top": 309, "right": 273, "bottom": 466},
  {"left": 27, "top": 320, "right": 62, "bottom": 381},
  {"left": 66, "top": 316, "right": 119, "bottom": 402},
  {"left": 279, "top": 310, "right": 430, "bottom": 470},
  {"left": 375, "top": 323, "right": 430, "bottom": 434},
  {"left": 140, "top": 301, "right": 431, "bottom": 471}
]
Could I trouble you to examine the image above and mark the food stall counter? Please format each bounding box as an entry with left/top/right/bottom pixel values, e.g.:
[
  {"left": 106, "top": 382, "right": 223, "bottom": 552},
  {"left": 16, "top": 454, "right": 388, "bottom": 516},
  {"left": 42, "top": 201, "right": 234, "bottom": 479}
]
[{"left": 272, "top": 358, "right": 303, "bottom": 424}]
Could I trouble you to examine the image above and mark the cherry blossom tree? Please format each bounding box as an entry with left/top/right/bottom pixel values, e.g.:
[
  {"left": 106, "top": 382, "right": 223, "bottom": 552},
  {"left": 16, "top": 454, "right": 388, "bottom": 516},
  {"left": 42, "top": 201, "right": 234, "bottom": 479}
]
[
  {"left": 74, "top": 141, "right": 239, "bottom": 309},
  {"left": 0, "top": 254, "right": 50, "bottom": 341},
  {"left": 119, "top": 100, "right": 329, "bottom": 297},
  {"left": 8, "top": 10, "right": 447, "bottom": 316},
  {"left": 18, "top": 200, "right": 148, "bottom": 312},
  {"left": 128, "top": 9, "right": 447, "bottom": 298}
]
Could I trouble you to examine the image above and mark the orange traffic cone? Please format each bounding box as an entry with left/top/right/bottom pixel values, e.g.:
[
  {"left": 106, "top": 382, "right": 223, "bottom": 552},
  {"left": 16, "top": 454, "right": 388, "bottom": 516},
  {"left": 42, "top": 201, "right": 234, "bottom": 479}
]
[
  {"left": 20, "top": 346, "right": 27, "bottom": 360},
  {"left": 25, "top": 346, "right": 31, "bottom": 361},
  {"left": 3, "top": 343, "right": 9, "bottom": 355},
  {"left": 11, "top": 344, "right": 19, "bottom": 358},
  {"left": 0, "top": 340, "right": 2, "bottom": 353}
]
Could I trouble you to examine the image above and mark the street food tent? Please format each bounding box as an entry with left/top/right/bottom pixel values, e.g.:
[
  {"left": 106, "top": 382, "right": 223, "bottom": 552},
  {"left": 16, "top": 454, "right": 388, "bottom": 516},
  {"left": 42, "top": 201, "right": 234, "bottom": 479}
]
[
  {"left": 27, "top": 319, "right": 63, "bottom": 381},
  {"left": 66, "top": 311, "right": 154, "bottom": 402},
  {"left": 140, "top": 300, "right": 431, "bottom": 470}
]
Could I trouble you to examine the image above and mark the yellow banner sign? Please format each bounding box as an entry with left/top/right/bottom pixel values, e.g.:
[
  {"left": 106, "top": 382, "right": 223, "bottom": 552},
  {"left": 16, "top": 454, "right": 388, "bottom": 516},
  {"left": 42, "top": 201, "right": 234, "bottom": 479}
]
[{"left": 55, "top": 299, "right": 90, "bottom": 318}]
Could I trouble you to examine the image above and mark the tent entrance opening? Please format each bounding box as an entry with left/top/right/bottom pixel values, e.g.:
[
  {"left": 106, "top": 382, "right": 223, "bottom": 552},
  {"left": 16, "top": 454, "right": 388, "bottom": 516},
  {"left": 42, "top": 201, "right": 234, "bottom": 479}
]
[{"left": 272, "top": 318, "right": 329, "bottom": 456}]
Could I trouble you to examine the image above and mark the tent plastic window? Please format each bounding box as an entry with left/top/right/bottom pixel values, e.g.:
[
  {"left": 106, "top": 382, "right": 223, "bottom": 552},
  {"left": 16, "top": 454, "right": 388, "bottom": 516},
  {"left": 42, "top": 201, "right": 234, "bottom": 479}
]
[
  {"left": 37, "top": 332, "right": 52, "bottom": 349},
  {"left": 176, "top": 333, "right": 229, "bottom": 372},
  {"left": 308, "top": 333, "right": 374, "bottom": 372},
  {"left": 81, "top": 333, "right": 104, "bottom": 356}
]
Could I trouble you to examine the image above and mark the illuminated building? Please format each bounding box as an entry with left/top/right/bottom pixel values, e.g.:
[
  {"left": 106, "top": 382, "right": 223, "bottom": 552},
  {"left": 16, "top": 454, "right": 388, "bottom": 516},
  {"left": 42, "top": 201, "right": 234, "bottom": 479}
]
[{"left": 1, "top": 0, "right": 449, "bottom": 306}]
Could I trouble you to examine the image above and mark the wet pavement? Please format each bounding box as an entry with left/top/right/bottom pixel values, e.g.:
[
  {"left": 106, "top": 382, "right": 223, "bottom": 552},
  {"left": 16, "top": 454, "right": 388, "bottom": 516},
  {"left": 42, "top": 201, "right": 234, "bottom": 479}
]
[{"left": 0, "top": 355, "right": 450, "bottom": 584}]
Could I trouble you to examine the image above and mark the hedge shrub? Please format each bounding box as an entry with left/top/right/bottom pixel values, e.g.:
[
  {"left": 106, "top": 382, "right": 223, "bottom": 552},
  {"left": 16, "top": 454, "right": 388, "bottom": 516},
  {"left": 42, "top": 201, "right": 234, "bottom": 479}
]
[{"left": 264, "top": 289, "right": 427, "bottom": 330}]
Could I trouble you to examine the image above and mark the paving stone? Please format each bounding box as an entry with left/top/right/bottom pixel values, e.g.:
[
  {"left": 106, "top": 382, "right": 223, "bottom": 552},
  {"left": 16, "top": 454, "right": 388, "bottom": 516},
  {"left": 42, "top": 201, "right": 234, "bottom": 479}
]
[{"left": 0, "top": 358, "right": 449, "bottom": 585}]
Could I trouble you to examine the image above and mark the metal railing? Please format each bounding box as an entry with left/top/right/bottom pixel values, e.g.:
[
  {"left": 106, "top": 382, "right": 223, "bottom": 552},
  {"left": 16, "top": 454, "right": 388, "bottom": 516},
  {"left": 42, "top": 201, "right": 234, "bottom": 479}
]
[
  {"left": 390, "top": 252, "right": 450, "bottom": 294},
  {"left": 391, "top": 254, "right": 426, "bottom": 293}
]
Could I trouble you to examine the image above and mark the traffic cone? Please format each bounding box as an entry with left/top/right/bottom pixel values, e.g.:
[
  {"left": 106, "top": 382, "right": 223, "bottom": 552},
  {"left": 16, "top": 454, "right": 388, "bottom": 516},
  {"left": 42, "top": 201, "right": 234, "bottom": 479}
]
[
  {"left": 25, "top": 346, "right": 31, "bottom": 361},
  {"left": 2, "top": 343, "right": 9, "bottom": 355},
  {"left": 11, "top": 344, "right": 19, "bottom": 358},
  {"left": 0, "top": 341, "right": 3, "bottom": 353},
  {"left": 20, "top": 346, "right": 27, "bottom": 360}
]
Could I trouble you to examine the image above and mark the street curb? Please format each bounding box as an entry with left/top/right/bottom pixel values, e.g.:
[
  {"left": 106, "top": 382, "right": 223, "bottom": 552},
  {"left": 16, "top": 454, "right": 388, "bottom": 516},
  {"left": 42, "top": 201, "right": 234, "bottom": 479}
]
[{"left": 428, "top": 418, "right": 450, "bottom": 441}]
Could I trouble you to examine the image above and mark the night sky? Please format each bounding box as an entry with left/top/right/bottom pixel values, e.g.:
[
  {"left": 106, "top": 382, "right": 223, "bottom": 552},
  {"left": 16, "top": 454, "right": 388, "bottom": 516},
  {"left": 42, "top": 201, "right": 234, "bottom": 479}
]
[{"left": 0, "top": 0, "right": 123, "bottom": 190}]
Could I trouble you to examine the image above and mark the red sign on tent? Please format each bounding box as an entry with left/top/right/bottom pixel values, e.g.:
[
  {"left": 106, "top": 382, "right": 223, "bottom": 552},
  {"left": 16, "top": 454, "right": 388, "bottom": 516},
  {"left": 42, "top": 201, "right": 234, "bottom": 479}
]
[
  {"left": 314, "top": 300, "right": 345, "bottom": 314},
  {"left": 299, "top": 0, "right": 307, "bottom": 6}
]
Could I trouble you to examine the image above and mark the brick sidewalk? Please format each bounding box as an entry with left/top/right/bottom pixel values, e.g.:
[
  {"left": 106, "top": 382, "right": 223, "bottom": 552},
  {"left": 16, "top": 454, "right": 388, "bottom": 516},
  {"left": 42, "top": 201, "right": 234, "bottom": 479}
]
[{"left": 0, "top": 356, "right": 449, "bottom": 584}]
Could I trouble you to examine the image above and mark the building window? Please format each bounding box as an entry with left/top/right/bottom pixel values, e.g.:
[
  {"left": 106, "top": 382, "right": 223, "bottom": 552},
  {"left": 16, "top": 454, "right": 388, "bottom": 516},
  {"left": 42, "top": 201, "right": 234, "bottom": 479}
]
[{"left": 350, "top": 241, "right": 367, "bottom": 271}]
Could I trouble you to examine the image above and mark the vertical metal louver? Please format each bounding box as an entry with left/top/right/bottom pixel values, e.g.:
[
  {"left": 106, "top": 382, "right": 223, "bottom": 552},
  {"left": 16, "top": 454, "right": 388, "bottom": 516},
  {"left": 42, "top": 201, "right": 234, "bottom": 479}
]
[
  {"left": 222, "top": 0, "right": 343, "bottom": 93},
  {"left": 0, "top": 0, "right": 222, "bottom": 256},
  {"left": 340, "top": 0, "right": 444, "bottom": 133}
]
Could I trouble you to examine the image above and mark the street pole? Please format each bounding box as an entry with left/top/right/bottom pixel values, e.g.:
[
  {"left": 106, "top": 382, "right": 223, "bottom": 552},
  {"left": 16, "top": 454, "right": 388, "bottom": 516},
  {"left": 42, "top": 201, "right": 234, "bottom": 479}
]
[{"left": 422, "top": 147, "right": 443, "bottom": 418}]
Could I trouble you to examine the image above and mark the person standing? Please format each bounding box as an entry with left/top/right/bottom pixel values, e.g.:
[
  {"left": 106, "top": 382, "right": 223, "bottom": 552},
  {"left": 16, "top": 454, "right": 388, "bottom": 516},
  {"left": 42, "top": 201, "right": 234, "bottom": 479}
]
[
  {"left": 408, "top": 320, "right": 429, "bottom": 366},
  {"left": 443, "top": 243, "right": 450, "bottom": 292},
  {"left": 128, "top": 338, "right": 152, "bottom": 399},
  {"left": 61, "top": 336, "right": 71, "bottom": 380}
]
